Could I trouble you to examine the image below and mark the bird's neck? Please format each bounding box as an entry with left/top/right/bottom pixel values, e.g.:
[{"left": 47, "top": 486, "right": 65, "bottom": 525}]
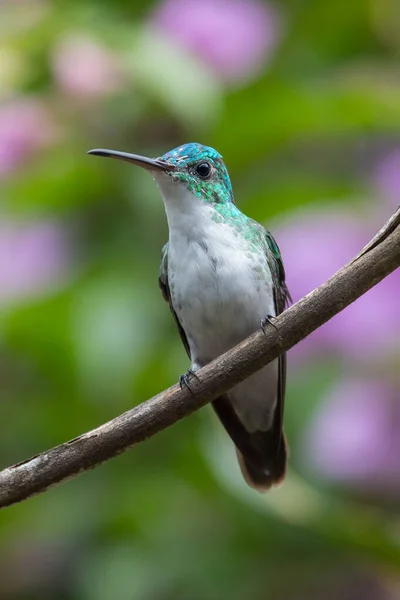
[
  {"left": 153, "top": 173, "right": 251, "bottom": 249},
  {"left": 154, "top": 174, "right": 218, "bottom": 240}
]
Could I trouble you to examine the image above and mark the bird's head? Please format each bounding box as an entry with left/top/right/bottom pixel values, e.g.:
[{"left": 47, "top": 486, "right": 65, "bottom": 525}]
[{"left": 88, "top": 142, "right": 234, "bottom": 207}]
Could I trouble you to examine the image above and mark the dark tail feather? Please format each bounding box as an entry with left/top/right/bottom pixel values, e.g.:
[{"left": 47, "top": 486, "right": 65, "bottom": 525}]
[
  {"left": 212, "top": 395, "right": 288, "bottom": 492},
  {"left": 236, "top": 431, "right": 287, "bottom": 492}
]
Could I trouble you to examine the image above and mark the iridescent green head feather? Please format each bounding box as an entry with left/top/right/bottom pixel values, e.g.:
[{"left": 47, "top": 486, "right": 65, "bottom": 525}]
[
  {"left": 87, "top": 142, "right": 234, "bottom": 206},
  {"left": 159, "top": 143, "right": 234, "bottom": 205}
]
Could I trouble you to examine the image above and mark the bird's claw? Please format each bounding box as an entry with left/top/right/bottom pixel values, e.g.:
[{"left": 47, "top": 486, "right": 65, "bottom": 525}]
[
  {"left": 179, "top": 368, "right": 199, "bottom": 392},
  {"left": 261, "top": 314, "right": 278, "bottom": 334},
  {"left": 261, "top": 315, "right": 283, "bottom": 347}
]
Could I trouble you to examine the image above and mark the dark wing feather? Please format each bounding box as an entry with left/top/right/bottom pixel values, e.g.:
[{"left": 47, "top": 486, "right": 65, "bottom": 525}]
[
  {"left": 265, "top": 229, "right": 292, "bottom": 314},
  {"left": 265, "top": 229, "right": 290, "bottom": 453},
  {"left": 158, "top": 242, "right": 191, "bottom": 357}
]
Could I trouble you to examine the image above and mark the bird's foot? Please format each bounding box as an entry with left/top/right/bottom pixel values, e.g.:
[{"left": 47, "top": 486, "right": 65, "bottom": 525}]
[
  {"left": 261, "top": 315, "right": 283, "bottom": 346},
  {"left": 179, "top": 368, "right": 199, "bottom": 392},
  {"left": 261, "top": 315, "right": 278, "bottom": 333}
]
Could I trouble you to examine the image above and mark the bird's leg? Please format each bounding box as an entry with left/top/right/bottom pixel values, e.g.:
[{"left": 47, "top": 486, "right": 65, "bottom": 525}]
[
  {"left": 179, "top": 368, "right": 199, "bottom": 393},
  {"left": 261, "top": 315, "right": 283, "bottom": 347}
]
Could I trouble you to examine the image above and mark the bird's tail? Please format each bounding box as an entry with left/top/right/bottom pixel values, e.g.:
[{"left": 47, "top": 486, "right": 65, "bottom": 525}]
[
  {"left": 235, "top": 430, "right": 287, "bottom": 492},
  {"left": 212, "top": 395, "right": 288, "bottom": 492}
]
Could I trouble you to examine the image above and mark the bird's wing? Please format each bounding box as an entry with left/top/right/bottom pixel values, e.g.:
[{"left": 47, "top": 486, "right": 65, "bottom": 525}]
[
  {"left": 265, "top": 229, "right": 292, "bottom": 314},
  {"left": 158, "top": 242, "right": 191, "bottom": 357},
  {"left": 264, "top": 227, "right": 291, "bottom": 453}
]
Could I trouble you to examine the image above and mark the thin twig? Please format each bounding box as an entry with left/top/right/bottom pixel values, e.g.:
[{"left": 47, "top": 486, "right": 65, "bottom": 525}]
[
  {"left": 0, "top": 211, "right": 399, "bottom": 509},
  {"left": 351, "top": 205, "right": 400, "bottom": 262}
]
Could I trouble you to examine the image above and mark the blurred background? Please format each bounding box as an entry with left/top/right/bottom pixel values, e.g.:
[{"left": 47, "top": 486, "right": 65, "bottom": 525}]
[{"left": 0, "top": 0, "right": 399, "bottom": 598}]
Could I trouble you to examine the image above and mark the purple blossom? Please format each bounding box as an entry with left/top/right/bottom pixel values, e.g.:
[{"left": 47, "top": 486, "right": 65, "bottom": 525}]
[
  {"left": 0, "top": 99, "right": 57, "bottom": 177},
  {"left": 373, "top": 149, "right": 400, "bottom": 212},
  {"left": 151, "top": 0, "right": 282, "bottom": 84},
  {"left": 275, "top": 208, "right": 400, "bottom": 363},
  {"left": 302, "top": 378, "right": 400, "bottom": 493},
  {"left": 52, "top": 35, "right": 123, "bottom": 98},
  {"left": 0, "top": 219, "right": 70, "bottom": 304}
]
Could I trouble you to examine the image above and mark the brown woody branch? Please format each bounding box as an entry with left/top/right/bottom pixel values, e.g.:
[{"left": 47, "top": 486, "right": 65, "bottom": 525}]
[{"left": 0, "top": 208, "right": 399, "bottom": 509}]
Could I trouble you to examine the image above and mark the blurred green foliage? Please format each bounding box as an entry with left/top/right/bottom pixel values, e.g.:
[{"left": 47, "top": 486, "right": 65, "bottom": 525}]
[{"left": 0, "top": 0, "right": 399, "bottom": 598}]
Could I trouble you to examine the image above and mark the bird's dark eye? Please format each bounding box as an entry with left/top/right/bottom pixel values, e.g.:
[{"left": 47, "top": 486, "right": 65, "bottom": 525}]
[{"left": 195, "top": 162, "right": 212, "bottom": 179}]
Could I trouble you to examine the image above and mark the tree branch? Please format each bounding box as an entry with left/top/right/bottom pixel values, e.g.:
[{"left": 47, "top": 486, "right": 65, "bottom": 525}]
[{"left": 1, "top": 208, "right": 399, "bottom": 509}]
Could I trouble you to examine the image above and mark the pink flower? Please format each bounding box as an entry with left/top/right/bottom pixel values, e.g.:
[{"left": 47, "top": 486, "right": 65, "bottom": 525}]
[
  {"left": 0, "top": 99, "right": 57, "bottom": 177},
  {"left": 275, "top": 208, "right": 400, "bottom": 363},
  {"left": 302, "top": 378, "right": 400, "bottom": 493},
  {"left": 373, "top": 149, "right": 400, "bottom": 212},
  {"left": 52, "top": 35, "right": 123, "bottom": 98},
  {"left": 0, "top": 219, "right": 70, "bottom": 304},
  {"left": 151, "top": 0, "right": 282, "bottom": 84}
]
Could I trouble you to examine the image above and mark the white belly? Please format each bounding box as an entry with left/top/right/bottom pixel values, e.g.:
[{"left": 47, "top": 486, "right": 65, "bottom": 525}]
[{"left": 167, "top": 219, "right": 278, "bottom": 432}]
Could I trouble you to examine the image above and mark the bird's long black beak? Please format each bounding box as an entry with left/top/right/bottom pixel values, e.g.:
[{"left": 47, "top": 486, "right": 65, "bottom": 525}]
[{"left": 87, "top": 149, "right": 176, "bottom": 172}]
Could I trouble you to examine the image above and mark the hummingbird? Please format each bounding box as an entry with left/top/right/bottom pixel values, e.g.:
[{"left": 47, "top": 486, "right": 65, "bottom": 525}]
[{"left": 88, "top": 143, "right": 290, "bottom": 491}]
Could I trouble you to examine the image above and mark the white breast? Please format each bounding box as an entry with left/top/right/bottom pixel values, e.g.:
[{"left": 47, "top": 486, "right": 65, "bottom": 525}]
[{"left": 165, "top": 200, "right": 275, "bottom": 365}]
